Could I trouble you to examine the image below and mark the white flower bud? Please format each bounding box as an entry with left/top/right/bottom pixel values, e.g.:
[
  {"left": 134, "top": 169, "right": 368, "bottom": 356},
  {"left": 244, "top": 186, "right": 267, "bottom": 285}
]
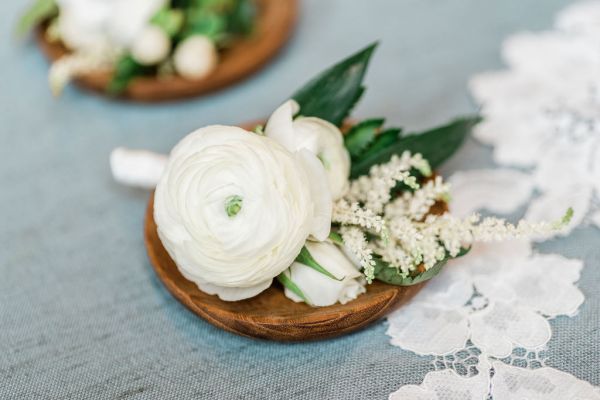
[
  {"left": 173, "top": 35, "right": 218, "bottom": 80},
  {"left": 283, "top": 241, "right": 366, "bottom": 307},
  {"left": 265, "top": 100, "right": 351, "bottom": 200},
  {"left": 131, "top": 26, "right": 171, "bottom": 66}
]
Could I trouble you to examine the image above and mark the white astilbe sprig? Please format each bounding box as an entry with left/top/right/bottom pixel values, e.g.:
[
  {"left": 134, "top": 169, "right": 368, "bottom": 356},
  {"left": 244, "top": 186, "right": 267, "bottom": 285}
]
[
  {"left": 333, "top": 199, "right": 386, "bottom": 234},
  {"left": 347, "top": 152, "right": 432, "bottom": 213},
  {"left": 374, "top": 211, "right": 573, "bottom": 273},
  {"left": 332, "top": 151, "right": 572, "bottom": 283},
  {"left": 340, "top": 226, "right": 377, "bottom": 283},
  {"left": 426, "top": 212, "right": 572, "bottom": 257},
  {"left": 385, "top": 176, "right": 450, "bottom": 221}
]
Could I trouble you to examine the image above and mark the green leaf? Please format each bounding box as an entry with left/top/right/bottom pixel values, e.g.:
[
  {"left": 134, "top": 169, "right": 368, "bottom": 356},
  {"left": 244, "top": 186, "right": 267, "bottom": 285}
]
[
  {"left": 328, "top": 231, "right": 344, "bottom": 246},
  {"left": 295, "top": 246, "right": 342, "bottom": 281},
  {"left": 107, "top": 55, "right": 152, "bottom": 95},
  {"left": 351, "top": 116, "right": 480, "bottom": 178},
  {"left": 374, "top": 257, "right": 448, "bottom": 286},
  {"left": 344, "top": 118, "right": 384, "bottom": 158},
  {"left": 184, "top": 11, "right": 226, "bottom": 40},
  {"left": 227, "top": 0, "right": 256, "bottom": 35},
  {"left": 373, "top": 247, "right": 471, "bottom": 286},
  {"left": 292, "top": 43, "right": 378, "bottom": 126},
  {"left": 361, "top": 127, "right": 402, "bottom": 159},
  {"left": 17, "top": 0, "right": 57, "bottom": 36},
  {"left": 151, "top": 8, "right": 185, "bottom": 37},
  {"left": 277, "top": 273, "right": 310, "bottom": 304}
]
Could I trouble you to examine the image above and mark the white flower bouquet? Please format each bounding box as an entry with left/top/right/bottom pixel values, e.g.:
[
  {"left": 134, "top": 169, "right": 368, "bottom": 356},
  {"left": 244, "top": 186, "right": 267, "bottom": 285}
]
[
  {"left": 18, "top": 0, "right": 292, "bottom": 99},
  {"left": 114, "top": 44, "right": 571, "bottom": 310}
]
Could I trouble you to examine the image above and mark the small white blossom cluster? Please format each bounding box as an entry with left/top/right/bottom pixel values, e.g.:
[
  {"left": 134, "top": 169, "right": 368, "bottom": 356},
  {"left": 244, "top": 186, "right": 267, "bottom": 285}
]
[
  {"left": 347, "top": 152, "right": 430, "bottom": 213},
  {"left": 333, "top": 152, "right": 572, "bottom": 283},
  {"left": 332, "top": 200, "right": 386, "bottom": 234},
  {"left": 385, "top": 176, "right": 450, "bottom": 221},
  {"left": 339, "top": 226, "right": 376, "bottom": 282}
]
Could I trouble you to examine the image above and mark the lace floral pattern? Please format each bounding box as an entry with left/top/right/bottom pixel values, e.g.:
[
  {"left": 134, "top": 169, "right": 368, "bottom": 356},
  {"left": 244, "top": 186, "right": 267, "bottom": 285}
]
[
  {"left": 388, "top": 2, "right": 600, "bottom": 397},
  {"left": 470, "top": 0, "right": 600, "bottom": 233}
]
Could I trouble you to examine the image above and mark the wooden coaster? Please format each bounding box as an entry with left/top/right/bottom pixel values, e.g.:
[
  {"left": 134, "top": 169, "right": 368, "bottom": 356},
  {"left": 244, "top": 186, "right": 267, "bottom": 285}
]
[
  {"left": 144, "top": 192, "right": 429, "bottom": 341},
  {"left": 142, "top": 120, "right": 449, "bottom": 341},
  {"left": 36, "top": 0, "right": 298, "bottom": 101}
]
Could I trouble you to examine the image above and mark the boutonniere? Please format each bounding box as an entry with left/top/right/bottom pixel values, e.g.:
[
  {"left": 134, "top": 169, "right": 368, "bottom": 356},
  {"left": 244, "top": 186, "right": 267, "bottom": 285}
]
[
  {"left": 18, "top": 0, "right": 296, "bottom": 100},
  {"left": 112, "top": 44, "right": 571, "bottom": 318}
]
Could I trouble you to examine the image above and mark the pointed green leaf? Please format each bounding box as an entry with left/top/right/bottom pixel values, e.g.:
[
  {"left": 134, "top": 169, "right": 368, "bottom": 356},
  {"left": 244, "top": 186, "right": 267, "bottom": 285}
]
[
  {"left": 151, "top": 8, "right": 184, "bottom": 37},
  {"left": 328, "top": 231, "right": 344, "bottom": 246},
  {"left": 107, "top": 56, "right": 142, "bottom": 95},
  {"left": 277, "top": 273, "right": 310, "bottom": 304},
  {"left": 295, "top": 246, "right": 343, "bottom": 281},
  {"left": 227, "top": 0, "right": 256, "bottom": 35},
  {"left": 373, "top": 246, "right": 471, "bottom": 286},
  {"left": 17, "top": 0, "right": 57, "bottom": 36},
  {"left": 361, "top": 127, "right": 402, "bottom": 159},
  {"left": 184, "top": 10, "right": 226, "bottom": 40},
  {"left": 374, "top": 257, "right": 448, "bottom": 286},
  {"left": 351, "top": 116, "right": 481, "bottom": 178},
  {"left": 107, "top": 55, "right": 156, "bottom": 95},
  {"left": 344, "top": 118, "right": 384, "bottom": 158},
  {"left": 292, "top": 43, "right": 378, "bottom": 126}
]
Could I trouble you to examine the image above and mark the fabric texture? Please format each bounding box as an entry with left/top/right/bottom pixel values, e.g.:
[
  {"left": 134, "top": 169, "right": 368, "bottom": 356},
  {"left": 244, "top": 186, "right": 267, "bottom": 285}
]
[{"left": 1, "top": 0, "right": 597, "bottom": 399}]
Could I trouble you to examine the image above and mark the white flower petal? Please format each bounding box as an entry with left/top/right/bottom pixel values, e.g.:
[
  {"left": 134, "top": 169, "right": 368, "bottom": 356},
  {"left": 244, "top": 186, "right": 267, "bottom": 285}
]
[
  {"left": 193, "top": 277, "right": 272, "bottom": 302},
  {"left": 293, "top": 117, "right": 350, "bottom": 199},
  {"left": 294, "top": 149, "right": 332, "bottom": 241},
  {"left": 264, "top": 100, "right": 300, "bottom": 152}
]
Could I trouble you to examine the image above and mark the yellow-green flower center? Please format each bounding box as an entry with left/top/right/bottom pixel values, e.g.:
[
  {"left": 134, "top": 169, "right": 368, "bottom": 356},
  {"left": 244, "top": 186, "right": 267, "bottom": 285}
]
[{"left": 225, "top": 195, "right": 243, "bottom": 218}]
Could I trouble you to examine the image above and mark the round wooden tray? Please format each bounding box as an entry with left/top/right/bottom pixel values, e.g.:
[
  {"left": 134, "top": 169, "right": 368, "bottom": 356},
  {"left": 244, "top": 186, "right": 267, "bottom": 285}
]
[
  {"left": 36, "top": 0, "right": 298, "bottom": 101},
  {"left": 144, "top": 192, "right": 426, "bottom": 341}
]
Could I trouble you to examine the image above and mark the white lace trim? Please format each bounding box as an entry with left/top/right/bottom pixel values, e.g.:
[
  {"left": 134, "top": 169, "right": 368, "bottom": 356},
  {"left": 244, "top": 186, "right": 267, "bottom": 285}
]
[{"left": 388, "top": 1, "right": 599, "bottom": 397}]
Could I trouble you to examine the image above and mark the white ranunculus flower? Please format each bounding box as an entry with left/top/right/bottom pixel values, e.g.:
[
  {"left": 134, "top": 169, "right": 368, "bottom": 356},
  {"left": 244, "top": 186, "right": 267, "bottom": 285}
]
[
  {"left": 283, "top": 241, "right": 366, "bottom": 307},
  {"left": 56, "top": 0, "right": 166, "bottom": 51},
  {"left": 56, "top": 0, "right": 116, "bottom": 51},
  {"left": 173, "top": 35, "right": 218, "bottom": 80},
  {"left": 107, "top": 0, "right": 167, "bottom": 47},
  {"left": 265, "top": 100, "right": 351, "bottom": 199},
  {"left": 154, "top": 125, "right": 332, "bottom": 301},
  {"left": 131, "top": 25, "right": 171, "bottom": 65}
]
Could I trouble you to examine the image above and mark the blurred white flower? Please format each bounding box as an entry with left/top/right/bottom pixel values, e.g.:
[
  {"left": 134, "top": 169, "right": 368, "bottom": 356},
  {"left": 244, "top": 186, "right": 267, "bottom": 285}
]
[
  {"left": 131, "top": 25, "right": 171, "bottom": 65},
  {"left": 107, "top": 0, "right": 167, "bottom": 47},
  {"left": 265, "top": 100, "right": 351, "bottom": 199},
  {"left": 56, "top": 0, "right": 115, "bottom": 51},
  {"left": 55, "top": 0, "right": 166, "bottom": 51},
  {"left": 154, "top": 125, "right": 331, "bottom": 301},
  {"left": 173, "top": 35, "right": 218, "bottom": 80},
  {"left": 283, "top": 241, "right": 366, "bottom": 306}
]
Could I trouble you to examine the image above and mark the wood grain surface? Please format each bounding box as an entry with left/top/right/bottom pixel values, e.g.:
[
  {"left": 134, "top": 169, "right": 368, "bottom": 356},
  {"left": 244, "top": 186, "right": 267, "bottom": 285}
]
[{"left": 36, "top": 0, "right": 298, "bottom": 101}]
